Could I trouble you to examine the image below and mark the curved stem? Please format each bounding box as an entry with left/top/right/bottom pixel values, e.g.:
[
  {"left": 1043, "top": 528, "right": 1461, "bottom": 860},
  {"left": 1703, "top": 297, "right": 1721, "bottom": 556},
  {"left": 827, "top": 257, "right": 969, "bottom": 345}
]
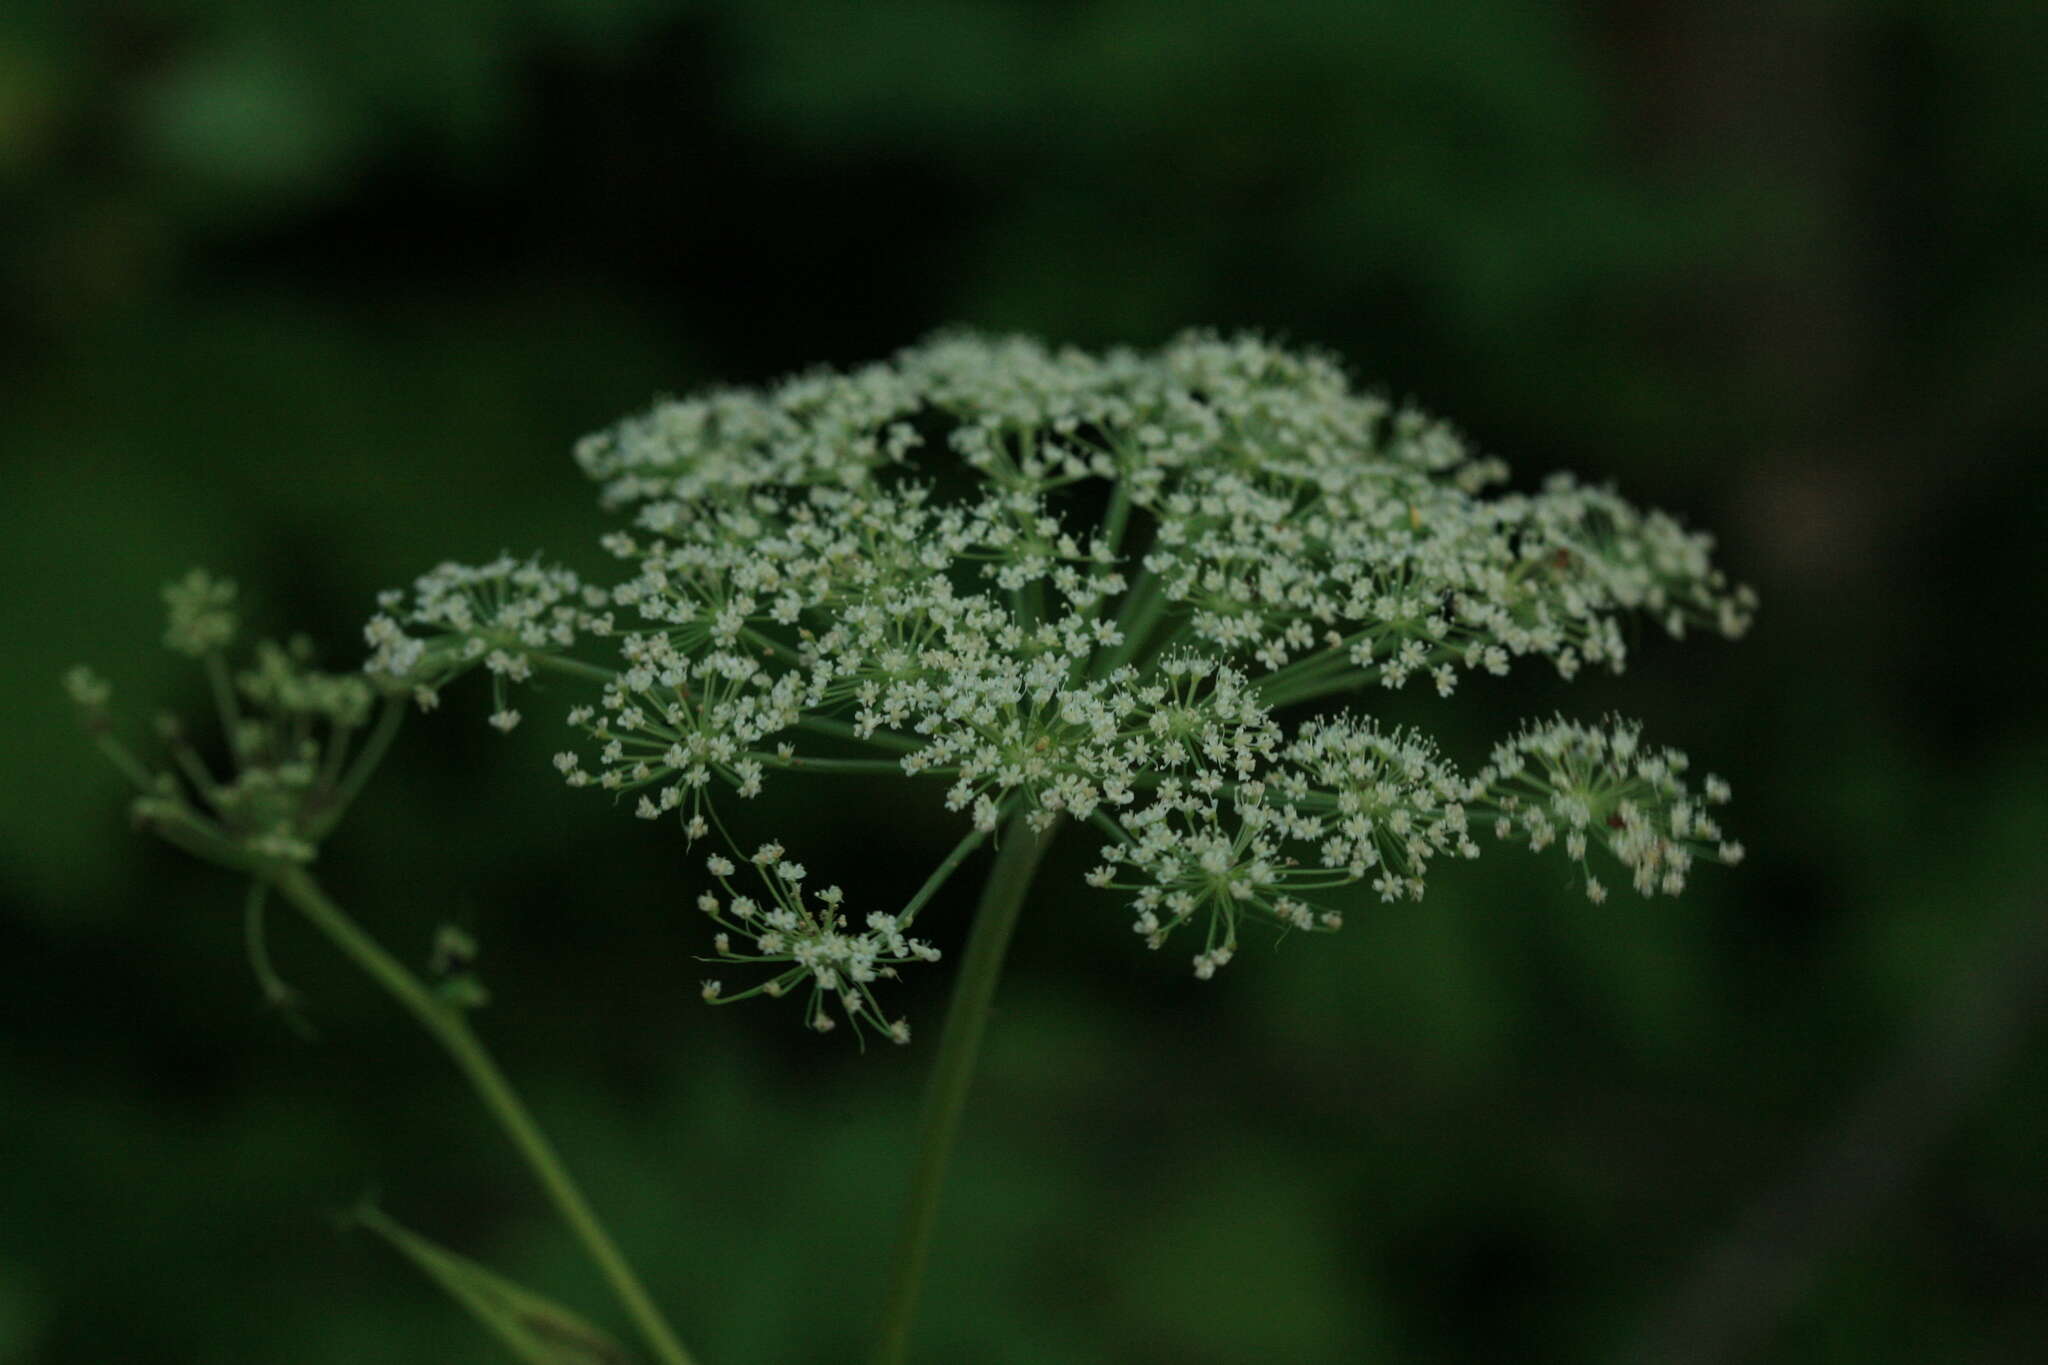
[
  {"left": 266, "top": 867, "right": 697, "bottom": 1365},
  {"left": 241, "top": 880, "right": 308, "bottom": 1029},
  {"left": 870, "top": 811, "right": 1060, "bottom": 1365}
]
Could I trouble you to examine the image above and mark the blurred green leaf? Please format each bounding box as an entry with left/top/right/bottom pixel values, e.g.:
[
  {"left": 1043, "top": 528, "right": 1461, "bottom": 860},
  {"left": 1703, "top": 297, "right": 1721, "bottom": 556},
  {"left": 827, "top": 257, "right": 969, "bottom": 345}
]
[{"left": 353, "top": 1205, "right": 635, "bottom": 1365}]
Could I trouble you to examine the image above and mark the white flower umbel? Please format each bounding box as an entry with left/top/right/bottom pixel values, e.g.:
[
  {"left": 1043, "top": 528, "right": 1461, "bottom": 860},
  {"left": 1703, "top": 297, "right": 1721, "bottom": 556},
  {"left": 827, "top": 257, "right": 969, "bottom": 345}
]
[
  {"left": 1472, "top": 716, "right": 1742, "bottom": 900},
  {"left": 364, "top": 331, "right": 1754, "bottom": 1034},
  {"left": 695, "top": 846, "right": 940, "bottom": 1042}
]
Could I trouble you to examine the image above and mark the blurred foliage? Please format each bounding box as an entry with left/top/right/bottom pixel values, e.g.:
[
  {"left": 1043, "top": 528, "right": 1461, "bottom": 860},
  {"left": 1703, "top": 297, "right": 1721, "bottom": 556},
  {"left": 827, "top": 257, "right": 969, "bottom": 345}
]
[{"left": 2, "top": 1, "right": 2044, "bottom": 1363}]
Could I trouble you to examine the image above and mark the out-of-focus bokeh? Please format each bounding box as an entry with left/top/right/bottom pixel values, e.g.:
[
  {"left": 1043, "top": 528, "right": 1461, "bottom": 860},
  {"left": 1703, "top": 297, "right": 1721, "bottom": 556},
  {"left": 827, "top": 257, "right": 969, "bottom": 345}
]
[{"left": 4, "top": 3, "right": 2043, "bottom": 1362}]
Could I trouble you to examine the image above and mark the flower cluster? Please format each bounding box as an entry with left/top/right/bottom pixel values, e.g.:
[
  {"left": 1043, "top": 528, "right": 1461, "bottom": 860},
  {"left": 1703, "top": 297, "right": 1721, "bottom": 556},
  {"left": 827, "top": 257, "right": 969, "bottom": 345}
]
[
  {"left": 73, "top": 574, "right": 401, "bottom": 870},
  {"left": 694, "top": 844, "right": 941, "bottom": 1044},
  {"left": 362, "top": 556, "right": 612, "bottom": 730},
  {"left": 363, "top": 332, "right": 1753, "bottom": 1034},
  {"left": 1471, "top": 717, "right": 1742, "bottom": 904}
]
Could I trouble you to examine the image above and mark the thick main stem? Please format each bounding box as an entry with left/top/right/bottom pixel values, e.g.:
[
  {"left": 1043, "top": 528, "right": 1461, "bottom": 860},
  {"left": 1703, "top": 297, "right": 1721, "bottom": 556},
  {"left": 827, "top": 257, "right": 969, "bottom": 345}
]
[
  {"left": 870, "top": 812, "right": 1060, "bottom": 1365},
  {"left": 267, "top": 867, "right": 697, "bottom": 1365}
]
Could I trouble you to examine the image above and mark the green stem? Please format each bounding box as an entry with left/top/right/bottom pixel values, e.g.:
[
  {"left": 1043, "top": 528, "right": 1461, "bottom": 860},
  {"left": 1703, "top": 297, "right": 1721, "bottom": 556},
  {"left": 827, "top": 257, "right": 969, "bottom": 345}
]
[
  {"left": 1066, "top": 483, "right": 1138, "bottom": 689},
  {"left": 204, "top": 652, "right": 244, "bottom": 757},
  {"left": 870, "top": 811, "right": 1060, "bottom": 1365},
  {"left": 797, "top": 714, "right": 923, "bottom": 754},
  {"left": 136, "top": 799, "right": 255, "bottom": 871},
  {"left": 161, "top": 733, "right": 222, "bottom": 803},
  {"left": 242, "top": 881, "right": 290, "bottom": 1005},
  {"left": 757, "top": 752, "right": 925, "bottom": 777},
  {"left": 1097, "top": 479, "right": 1134, "bottom": 561},
  {"left": 309, "top": 697, "right": 406, "bottom": 839},
  {"left": 529, "top": 653, "right": 619, "bottom": 686},
  {"left": 313, "top": 719, "right": 355, "bottom": 805},
  {"left": 1092, "top": 568, "right": 1168, "bottom": 680},
  {"left": 89, "top": 728, "right": 157, "bottom": 792},
  {"left": 895, "top": 823, "right": 995, "bottom": 930},
  {"left": 738, "top": 625, "right": 804, "bottom": 665},
  {"left": 1260, "top": 669, "right": 1376, "bottom": 710},
  {"left": 1131, "top": 617, "right": 1197, "bottom": 675},
  {"left": 266, "top": 867, "right": 697, "bottom": 1365},
  {"left": 1084, "top": 807, "right": 1130, "bottom": 849},
  {"left": 1253, "top": 646, "right": 1332, "bottom": 694}
]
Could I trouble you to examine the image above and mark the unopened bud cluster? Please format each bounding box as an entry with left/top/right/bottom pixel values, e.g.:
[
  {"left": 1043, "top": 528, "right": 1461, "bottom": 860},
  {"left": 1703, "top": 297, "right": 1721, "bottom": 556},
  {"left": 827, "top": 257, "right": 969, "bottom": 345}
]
[{"left": 71, "top": 572, "right": 396, "bottom": 872}]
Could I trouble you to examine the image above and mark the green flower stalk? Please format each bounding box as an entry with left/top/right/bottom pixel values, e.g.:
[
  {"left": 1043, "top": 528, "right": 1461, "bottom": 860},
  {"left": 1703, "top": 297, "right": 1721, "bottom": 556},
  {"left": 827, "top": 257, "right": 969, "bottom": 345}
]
[{"left": 70, "top": 575, "right": 698, "bottom": 1365}]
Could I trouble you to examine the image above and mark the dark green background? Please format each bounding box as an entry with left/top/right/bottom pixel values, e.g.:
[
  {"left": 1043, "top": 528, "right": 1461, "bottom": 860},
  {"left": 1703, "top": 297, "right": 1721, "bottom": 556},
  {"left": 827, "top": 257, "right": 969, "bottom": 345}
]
[{"left": 4, "top": 3, "right": 2044, "bottom": 1362}]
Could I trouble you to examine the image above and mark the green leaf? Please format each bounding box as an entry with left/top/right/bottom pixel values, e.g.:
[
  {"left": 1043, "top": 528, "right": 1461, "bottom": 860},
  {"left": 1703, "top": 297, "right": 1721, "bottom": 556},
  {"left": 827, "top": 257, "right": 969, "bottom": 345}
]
[{"left": 352, "top": 1204, "right": 635, "bottom": 1365}]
